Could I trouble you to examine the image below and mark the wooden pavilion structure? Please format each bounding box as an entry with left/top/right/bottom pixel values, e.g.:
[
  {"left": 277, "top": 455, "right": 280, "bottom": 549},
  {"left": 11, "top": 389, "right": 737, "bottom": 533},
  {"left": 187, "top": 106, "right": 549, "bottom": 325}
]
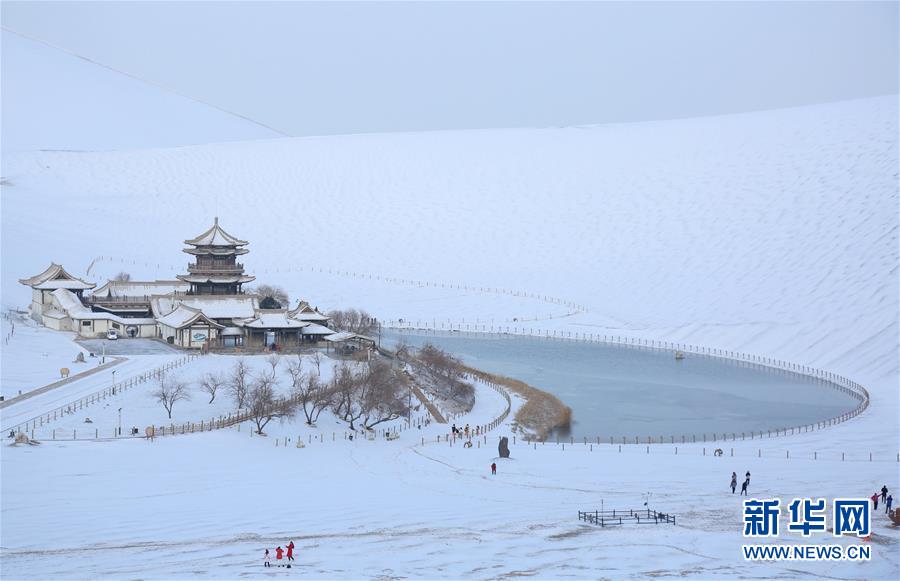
[{"left": 177, "top": 217, "right": 255, "bottom": 295}]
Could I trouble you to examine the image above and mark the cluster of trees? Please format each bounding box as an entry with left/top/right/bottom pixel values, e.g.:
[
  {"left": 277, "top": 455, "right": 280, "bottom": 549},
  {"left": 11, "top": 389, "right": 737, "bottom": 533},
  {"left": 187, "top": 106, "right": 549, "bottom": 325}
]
[
  {"left": 151, "top": 354, "right": 409, "bottom": 434},
  {"left": 328, "top": 308, "right": 378, "bottom": 336},
  {"left": 404, "top": 343, "right": 474, "bottom": 408},
  {"left": 330, "top": 360, "right": 408, "bottom": 430},
  {"left": 253, "top": 284, "right": 290, "bottom": 309}
]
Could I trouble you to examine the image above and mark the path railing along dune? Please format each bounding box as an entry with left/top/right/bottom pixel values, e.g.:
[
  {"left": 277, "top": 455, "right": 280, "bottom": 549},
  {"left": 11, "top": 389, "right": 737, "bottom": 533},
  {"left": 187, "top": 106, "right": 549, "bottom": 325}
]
[{"left": 384, "top": 323, "right": 870, "bottom": 444}]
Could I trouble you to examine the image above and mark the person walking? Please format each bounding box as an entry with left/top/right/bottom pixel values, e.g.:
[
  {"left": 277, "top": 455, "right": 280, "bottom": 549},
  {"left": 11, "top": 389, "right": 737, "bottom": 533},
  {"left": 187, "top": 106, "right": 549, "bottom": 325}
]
[
  {"left": 491, "top": 462, "right": 497, "bottom": 475},
  {"left": 745, "top": 471, "right": 751, "bottom": 486},
  {"left": 870, "top": 492, "right": 879, "bottom": 511},
  {"left": 730, "top": 472, "right": 737, "bottom": 494},
  {"left": 886, "top": 494, "right": 893, "bottom": 515},
  {"left": 286, "top": 540, "right": 295, "bottom": 563},
  {"left": 264, "top": 548, "right": 271, "bottom": 568},
  {"left": 881, "top": 485, "right": 888, "bottom": 504},
  {"left": 740, "top": 478, "right": 749, "bottom": 496},
  {"left": 275, "top": 546, "right": 284, "bottom": 566}
]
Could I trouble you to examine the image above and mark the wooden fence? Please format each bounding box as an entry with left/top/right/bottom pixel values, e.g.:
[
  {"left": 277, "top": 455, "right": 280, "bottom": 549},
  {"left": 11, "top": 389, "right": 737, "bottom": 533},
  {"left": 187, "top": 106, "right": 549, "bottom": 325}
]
[
  {"left": 579, "top": 509, "right": 676, "bottom": 527},
  {"left": 5, "top": 354, "right": 201, "bottom": 435}
]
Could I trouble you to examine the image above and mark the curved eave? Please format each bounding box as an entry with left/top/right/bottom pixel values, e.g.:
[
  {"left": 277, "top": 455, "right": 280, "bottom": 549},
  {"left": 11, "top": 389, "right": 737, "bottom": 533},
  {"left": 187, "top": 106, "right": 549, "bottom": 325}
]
[
  {"left": 243, "top": 321, "right": 310, "bottom": 330},
  {"left": 184, "top": 220, "right": 249, "bottom": 246},
  {"left": 183, "top": 247, "right": 249, "bottom": 256},
  {"left": 20, "top": 262, "right": 95, "bottom": 289},
  {"left": 32, "top": 280, "right": 96, "bottom": 290},
  {"left": 176, "top": 274, "right": 256, "bottom": 284}
]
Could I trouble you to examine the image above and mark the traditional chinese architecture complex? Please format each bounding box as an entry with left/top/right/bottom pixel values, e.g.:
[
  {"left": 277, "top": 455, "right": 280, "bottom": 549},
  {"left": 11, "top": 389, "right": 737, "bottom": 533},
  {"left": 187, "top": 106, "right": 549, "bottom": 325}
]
[{"left": 20, "top": 219, "right": 376, "bottom": 351}]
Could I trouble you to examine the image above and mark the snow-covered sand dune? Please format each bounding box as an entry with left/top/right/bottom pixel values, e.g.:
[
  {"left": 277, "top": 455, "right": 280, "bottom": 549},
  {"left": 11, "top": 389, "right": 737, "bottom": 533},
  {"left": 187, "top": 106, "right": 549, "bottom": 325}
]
[
  {"left": 0, "top": 29, "right": 282, "bottom": 152},
  {"left": 3, "top": 95, "right": 896, "bottom": 384}
]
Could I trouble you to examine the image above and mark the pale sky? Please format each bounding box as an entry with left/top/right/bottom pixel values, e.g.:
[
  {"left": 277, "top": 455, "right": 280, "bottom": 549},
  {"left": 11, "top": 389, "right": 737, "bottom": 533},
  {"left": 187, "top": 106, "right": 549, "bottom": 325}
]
[{"left": 2, "top": 1, "right": 898, "bottom": 137}]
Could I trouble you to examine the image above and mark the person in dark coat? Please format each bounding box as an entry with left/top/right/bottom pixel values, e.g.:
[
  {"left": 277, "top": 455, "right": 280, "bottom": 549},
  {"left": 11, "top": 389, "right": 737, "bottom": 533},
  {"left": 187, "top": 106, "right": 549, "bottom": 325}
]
[
  {"left": 740, "top": 478, "right": 749, "bottom": 496},
  {"left": 286, "top": 541, "right": 295, "bottom": 562},
  {"left": 881, "top": 485, "right": 888, "bottom": 503},
  {"left": 730, "top": 472, "right": 737, "bottom": 494},
  {"left": 886, "top": 494, "right": 893, "bottom": 514},
  {"left": 491, "top": 462, "right": 497, "bottom": 475},
  {"left": 745, "top": 471, "right": 751, "bottom": 485}
]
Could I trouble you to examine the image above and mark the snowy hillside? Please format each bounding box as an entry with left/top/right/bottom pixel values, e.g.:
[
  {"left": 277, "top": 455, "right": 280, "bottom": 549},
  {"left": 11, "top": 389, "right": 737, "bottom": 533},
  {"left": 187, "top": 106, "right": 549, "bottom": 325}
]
[
  {"left": 2, "top": 96, "right": 896, "bottom": 389},
  {"left": 2, "top": 94, "right": 897, "bottom": 579},
  {"left": 0, "top": 29, "right": 282, "bottom": 152}
]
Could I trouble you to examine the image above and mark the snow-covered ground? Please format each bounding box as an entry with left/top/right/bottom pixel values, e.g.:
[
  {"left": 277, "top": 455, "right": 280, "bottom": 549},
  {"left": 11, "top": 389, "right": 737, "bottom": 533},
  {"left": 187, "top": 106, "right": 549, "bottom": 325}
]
[
  {"left": 1, "top": 30, "right": 281, "bottom": 152},
  {"left": 2, "top": 397, "right": 897, "bottom": 579},
  {"left": 6, "top": 351, "right": 429, "bottom": 442},
  {"left": 0, "top": 312, "right": 88, "bottom": 400},
  {"left": 1, "top": 47, "right": 897, "bottom": 578}
]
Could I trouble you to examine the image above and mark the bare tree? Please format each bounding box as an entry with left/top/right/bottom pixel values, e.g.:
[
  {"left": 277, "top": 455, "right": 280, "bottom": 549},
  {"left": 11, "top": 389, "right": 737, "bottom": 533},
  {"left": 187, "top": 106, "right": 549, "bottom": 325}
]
[
  {"left": 113, "top": 271, "right": 131, "bottom": 282},
  {"left": 151, "top": 374, "right": 191, "bottom": 419},
  {"left": 266, "top": 354, "right": 281, "bottom": 376},
  {"left": 286, "top": 356, "right": 304, "bottom": 387},
  {"left": 328, "top": 308, "right": 377, "bottom": 336},
  {"left": 332, "top": 363, "right": 365, "bottom": 430},
  {"left": 395, "top": 340, "right": 411, "bottom": 362},
  {"left": 199, "top": 372, "right": 224, "bottom": 404},
  {"left": 247, "top": 374, "right": 296, "bottom": 434},
  {"left": 294, "top": 372, "right": 332, "bottom": 425},
  {"left": 228, "top": 359, "right": 251, "bottom": 409},
  {"left": 253, "top": 284, "right": 289, "bottom": 309},
  {"left": 415, "top": 344, "right": 474, "bottom": 405},
  {"left": 361, "top": 360, "right": 408, "bottom": 429},
  {"left": 311, "top": 350, "right": 323, "bottom": 375}
]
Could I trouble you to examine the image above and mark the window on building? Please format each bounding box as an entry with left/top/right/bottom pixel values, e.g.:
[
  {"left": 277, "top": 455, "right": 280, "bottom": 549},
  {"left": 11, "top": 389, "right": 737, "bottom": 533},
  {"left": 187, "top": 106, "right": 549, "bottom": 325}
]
[{"left": 81, "top": 321, "right": 92, "bottom": 327}]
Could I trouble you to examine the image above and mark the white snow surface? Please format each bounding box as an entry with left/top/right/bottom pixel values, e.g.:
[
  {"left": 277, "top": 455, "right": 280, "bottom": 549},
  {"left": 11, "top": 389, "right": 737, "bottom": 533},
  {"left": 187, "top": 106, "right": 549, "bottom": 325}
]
[
  {"left": 1, "top": 378, "right": 897, "bottom": 579},
  {"left": 2, "top": 95, "right": 896, "bottom": 383},
  {"left": 0, "top": 29, "right": 281, "bottom": 152},
  {"left": 0, "top": 313, "right": 87, "bottom": 399},
  {"left": 1, "top": 96, "right": 898, "bottom": 578}
]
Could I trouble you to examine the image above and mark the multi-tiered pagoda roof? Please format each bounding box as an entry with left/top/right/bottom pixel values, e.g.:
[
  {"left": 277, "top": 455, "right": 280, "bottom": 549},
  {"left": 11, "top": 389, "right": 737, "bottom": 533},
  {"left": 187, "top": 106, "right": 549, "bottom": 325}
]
[{"left": 177, "top": 218, "right": 255, "bottom": 294}]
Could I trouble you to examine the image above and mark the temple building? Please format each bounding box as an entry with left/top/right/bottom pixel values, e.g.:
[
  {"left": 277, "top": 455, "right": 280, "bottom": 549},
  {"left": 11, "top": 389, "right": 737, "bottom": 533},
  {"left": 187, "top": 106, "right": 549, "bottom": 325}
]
[
  {"left": 19, "top": 263, "right": 96, "bottom": 322},
  {"left": 18, "top": 218, "right": 371, "bottom": 350},
  {"left": 177, "top": 217, "right": 255, "bottom": 295}
]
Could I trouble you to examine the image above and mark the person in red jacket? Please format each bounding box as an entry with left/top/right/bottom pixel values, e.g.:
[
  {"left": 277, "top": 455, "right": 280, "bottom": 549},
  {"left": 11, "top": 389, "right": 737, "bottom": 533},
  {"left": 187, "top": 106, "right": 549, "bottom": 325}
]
[
  {"left": 286, "top": 540, "right": 295, "bottom": 562},
  {"left": 275, "top": 546, "right": 284, "bottom": 566},
  {"left": 871, "top": 492, "right": 879, "bottom": 511},
  {"left": 491, "top": 462, "right": 497, "bottom": 475}
]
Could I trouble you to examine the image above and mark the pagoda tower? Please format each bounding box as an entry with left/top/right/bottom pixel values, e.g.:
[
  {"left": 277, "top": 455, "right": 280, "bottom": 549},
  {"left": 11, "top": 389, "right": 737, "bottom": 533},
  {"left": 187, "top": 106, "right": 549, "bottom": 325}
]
[{"left": 177, "top": 218, "right": 255, "bottom": 295}]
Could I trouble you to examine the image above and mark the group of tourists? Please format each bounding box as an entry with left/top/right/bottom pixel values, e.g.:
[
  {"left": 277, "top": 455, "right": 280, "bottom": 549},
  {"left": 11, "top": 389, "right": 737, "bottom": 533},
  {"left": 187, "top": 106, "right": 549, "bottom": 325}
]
[
  {"left": 451, "top": 423, "right": 481, "bottom": 439},
  {"left": 263, "top": 541, "right": 295, "bottom": 568},
  {"left": 730, "top": 471, "right": 751, "bottom": 495},
  {"left": 872, "top": 485, "right": 893, "bottom": 514}
]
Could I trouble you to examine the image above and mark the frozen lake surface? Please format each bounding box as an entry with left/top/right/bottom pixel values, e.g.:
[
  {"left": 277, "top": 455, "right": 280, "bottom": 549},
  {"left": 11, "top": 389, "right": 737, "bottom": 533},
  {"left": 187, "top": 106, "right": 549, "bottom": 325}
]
[{"left": 385, "top": 331, "right": 859, "bottom": 440}]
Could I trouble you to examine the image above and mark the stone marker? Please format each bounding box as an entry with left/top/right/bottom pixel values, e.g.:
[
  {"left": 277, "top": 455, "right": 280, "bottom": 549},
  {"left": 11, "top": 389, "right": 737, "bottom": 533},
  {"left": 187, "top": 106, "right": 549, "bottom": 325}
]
[{"left": 499, "top": 436, "right": 510, "bottom": 458}]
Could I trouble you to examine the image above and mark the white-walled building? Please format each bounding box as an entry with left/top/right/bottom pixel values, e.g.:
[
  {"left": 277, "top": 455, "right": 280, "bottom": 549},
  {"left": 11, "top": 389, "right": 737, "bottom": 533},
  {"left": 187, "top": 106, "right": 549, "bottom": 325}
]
[{"left": 20, "top": 219, "right": 337, "bottom": 349}]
